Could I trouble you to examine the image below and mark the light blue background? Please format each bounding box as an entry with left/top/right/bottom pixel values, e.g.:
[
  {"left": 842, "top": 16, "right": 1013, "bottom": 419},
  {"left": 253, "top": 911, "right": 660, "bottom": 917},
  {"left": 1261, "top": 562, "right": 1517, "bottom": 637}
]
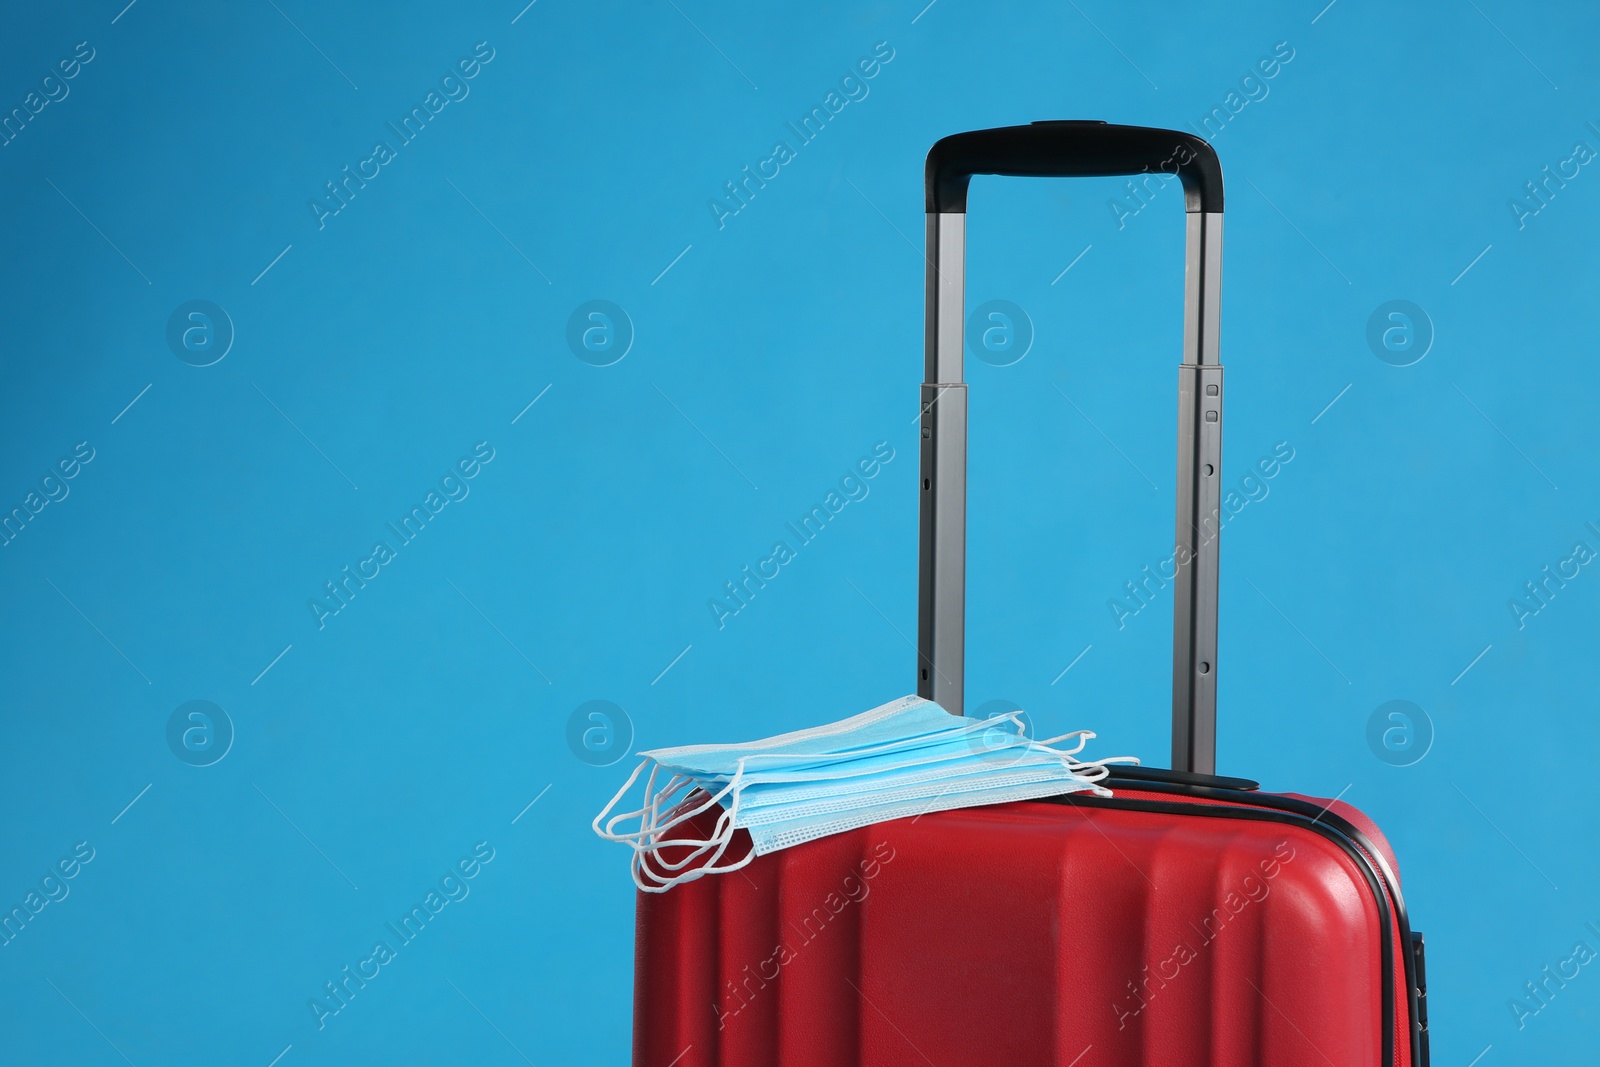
[{"left": 1, "top": 0, "right": 1596, "bottom": 1063}]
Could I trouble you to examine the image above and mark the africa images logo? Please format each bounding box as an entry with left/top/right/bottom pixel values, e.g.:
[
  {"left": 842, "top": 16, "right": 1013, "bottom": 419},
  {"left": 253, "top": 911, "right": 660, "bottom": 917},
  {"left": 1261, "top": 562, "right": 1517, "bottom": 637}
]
[
  {"left": 308, "top": 842, "right": 495, "bottom": 1030},
  {"left": 707, "top": 442, "right": 894, "bottom": 629},
  {"left": 707, "top": 41, "right": 895, "bottom": 230},
  {"left": 1110, "top": 840, "right": 1296, "bottom": 1030},
  {"left": 308, "top": 442, "right": 495, "bottom": 629},
  {"left": 309, "top": 42, "right": 496, "bottom": 230}
]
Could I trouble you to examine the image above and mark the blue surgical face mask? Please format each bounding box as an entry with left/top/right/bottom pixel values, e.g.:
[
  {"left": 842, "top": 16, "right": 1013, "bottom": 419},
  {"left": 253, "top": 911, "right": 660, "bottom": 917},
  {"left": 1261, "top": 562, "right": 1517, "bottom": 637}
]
[
  {"left": 643, "top": 695, "right": 988, "bottom": 776},
  {"left": 593, "top": 695, "right": 1133, "bottom": 892},
  {"left": 735, "top": 744, "right": 1080, "bottom": 822},
  {"left": 743, "top": 765, "right": 1107, "bottom": 854}
]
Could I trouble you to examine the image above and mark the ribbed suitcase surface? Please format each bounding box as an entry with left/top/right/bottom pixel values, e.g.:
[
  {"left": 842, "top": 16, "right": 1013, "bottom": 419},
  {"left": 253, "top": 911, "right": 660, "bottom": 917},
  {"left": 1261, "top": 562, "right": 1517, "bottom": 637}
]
[{"left": 634, "top": 784, "right": 1419, "bottom": 1067}]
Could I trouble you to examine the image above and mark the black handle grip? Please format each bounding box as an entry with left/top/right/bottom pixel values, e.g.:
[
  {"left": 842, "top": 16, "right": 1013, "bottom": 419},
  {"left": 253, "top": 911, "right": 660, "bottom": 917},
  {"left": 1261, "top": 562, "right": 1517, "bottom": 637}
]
[{"left": 925, "top": 120, "right": 1223, "bottom": 213}]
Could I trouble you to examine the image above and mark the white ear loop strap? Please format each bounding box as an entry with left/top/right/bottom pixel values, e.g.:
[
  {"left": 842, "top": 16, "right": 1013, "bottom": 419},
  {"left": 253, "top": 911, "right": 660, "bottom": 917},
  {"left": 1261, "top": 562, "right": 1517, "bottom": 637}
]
[
  {"left": 631, "top": 768, "right": 758, "bottom": 893},
  {"left": 598, "top": 757, "right": 771, "bottom": 888},
  {"left": 597, "top": 766, "right": 741, "bottom": 870}
]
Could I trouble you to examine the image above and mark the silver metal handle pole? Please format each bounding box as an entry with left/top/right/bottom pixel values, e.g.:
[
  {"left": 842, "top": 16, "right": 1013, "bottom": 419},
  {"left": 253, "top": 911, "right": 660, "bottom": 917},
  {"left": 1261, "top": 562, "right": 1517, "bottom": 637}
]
[
  {"left": 915, "top": 132, "right": 1224, "bottom": 775},
  {"left": 1172, "top": 211, "right": 1224, "bottom": 775},
  {"left": 916, "top": 212, "right": 968, "bottom": 714}
]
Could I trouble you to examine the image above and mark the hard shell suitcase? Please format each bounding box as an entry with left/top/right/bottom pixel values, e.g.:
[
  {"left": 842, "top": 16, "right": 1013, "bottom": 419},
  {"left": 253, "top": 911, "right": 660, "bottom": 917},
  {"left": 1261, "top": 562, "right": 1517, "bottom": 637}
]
[{"left": 632, "top": 122, "right": 1428, "bottom": 1067}]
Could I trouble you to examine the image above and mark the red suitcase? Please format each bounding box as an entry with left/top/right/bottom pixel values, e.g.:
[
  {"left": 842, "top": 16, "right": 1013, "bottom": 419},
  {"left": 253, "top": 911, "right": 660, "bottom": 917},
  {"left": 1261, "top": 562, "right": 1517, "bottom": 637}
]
[{"left": 632, "top": 123, "right": 1428, "bottom": 1067}]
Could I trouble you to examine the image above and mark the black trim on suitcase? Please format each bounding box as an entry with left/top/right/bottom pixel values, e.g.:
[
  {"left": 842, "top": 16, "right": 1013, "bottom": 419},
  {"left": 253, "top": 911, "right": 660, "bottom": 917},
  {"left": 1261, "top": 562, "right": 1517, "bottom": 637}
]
[
  {"left": 1046, "top": 791, "right": 1405, "bottom": 1067},
  {"left": 1067, "top": 776, "right": 1427, "bottom": 1067},
  {"left": 1099, "top": 763, "right": 1260, "bottom": 792},
  {"left": 1411, "top": 932, "right": 1430, "bottom": 1067}
]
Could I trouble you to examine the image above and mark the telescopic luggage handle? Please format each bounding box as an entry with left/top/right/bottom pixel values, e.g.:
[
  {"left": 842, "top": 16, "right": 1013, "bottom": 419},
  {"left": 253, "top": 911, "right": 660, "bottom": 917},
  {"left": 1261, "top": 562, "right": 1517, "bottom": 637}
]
[
  {"left": 915, "top": 121, "right": 1225, "bottom": 775},
  {"left": 925, "top": 121, "right": 1223, "bottom": 213}
]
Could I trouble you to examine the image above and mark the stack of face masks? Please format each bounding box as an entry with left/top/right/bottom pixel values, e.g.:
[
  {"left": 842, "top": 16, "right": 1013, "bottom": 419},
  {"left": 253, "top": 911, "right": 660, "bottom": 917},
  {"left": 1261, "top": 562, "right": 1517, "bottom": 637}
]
[{"left": 593, "top": 695, "right": 1133, "bottom": 892}]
